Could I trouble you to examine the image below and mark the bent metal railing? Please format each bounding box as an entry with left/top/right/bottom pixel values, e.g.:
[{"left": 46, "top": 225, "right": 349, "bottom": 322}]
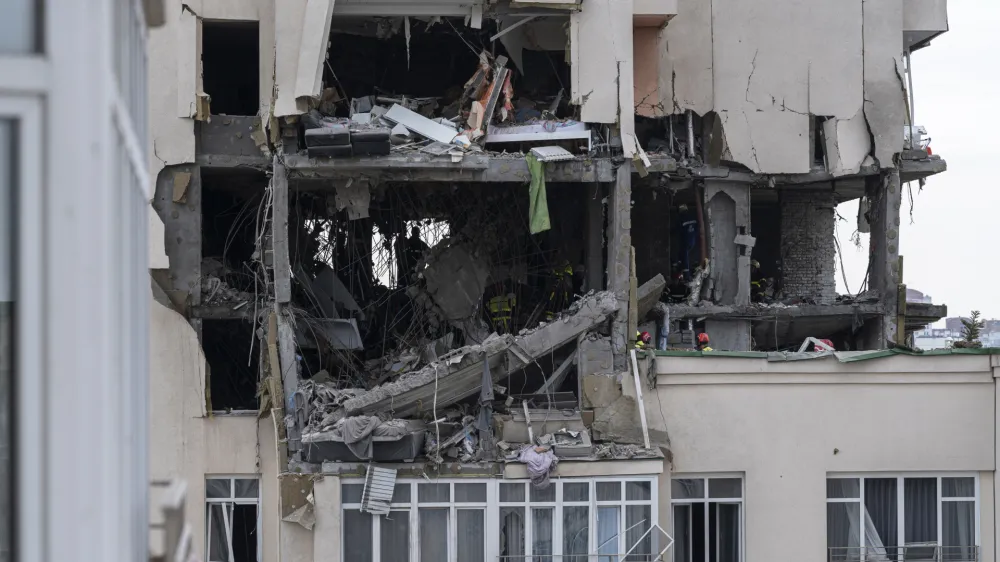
[{"left": 829, "top": 546, "right": 980, "bottom": 562}]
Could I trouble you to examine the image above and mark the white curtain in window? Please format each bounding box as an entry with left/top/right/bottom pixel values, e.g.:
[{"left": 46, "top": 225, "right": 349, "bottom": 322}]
[
  {"left": 420, "top": 508, "right": 449, "bottom": 562},
  {"left": 942, "top": 502, "right": 975, "bottom": 561},
  {"left": 457, "top": 509, "right": 486, "bottom": 562},
  {"left": 380, "top": 512, "right": 409, "bottom": 562},
  {"left": 500, "top": 507, "right": 525, "bottom": 559},
  {"left": 597, "top": 506, "right": 620, "bottom": 562},
  {"left": 564, "top": 506, "right": 589, "bottom": 562},
  {"left": 904, "top": 478, "right": 937, "bottom": 560},
  {"left": 533, "top": 508, "right": 554, "bottom": 561},
  {"left": 343, "top": 510, "right": 373, "bottom": 562}
]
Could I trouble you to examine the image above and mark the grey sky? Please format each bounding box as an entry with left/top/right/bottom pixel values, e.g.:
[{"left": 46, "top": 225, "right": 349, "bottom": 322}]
[{"left": 834, "top": 2, "right": 997, "bottom": 323}]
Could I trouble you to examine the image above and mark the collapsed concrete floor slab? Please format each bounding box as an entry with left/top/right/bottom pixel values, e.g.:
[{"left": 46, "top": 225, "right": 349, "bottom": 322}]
[{"left": 328, "top": 291, "right": 618, "bottom": 420}]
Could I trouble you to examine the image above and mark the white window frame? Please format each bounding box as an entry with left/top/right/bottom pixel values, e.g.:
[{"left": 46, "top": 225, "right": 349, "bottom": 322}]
[
  {"left": 0, "top": 95, "right": 44, "bottom": 562},
  {"left": 205, "top": 475, "right": 262, "bottom": 562},
  {"left": 670, "top": 473, "right": 745, "bottom": 562},
  {"left": 825, "top": 472, "right": 981, "bottom": 557},
  {"left": 340, "top": 476, "right": 659, "bottom": 562}
]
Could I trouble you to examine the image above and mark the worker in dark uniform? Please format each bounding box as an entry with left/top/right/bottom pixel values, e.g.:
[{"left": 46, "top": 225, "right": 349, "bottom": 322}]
[{"left": 395, "top": 225, "right": 430, "bottom": 285}]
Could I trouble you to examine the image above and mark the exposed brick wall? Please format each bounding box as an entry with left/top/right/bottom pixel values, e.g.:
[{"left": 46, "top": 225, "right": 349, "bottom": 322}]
[{"left": 779, "top": 191, "right": 837, "bottom": 304}]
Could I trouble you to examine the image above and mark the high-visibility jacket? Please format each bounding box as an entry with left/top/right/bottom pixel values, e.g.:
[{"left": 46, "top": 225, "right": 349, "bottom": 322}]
[
  {"left": 546, "top": 262, "right": 575, "bottom": 320},
  {"left": 488, "top": 293, "right": 516, "bottom": 332}
]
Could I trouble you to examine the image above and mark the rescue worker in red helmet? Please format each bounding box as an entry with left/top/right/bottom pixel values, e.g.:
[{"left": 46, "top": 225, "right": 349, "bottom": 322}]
[
  {"left": 697, "top": 332, "right": 713, "bottom": 352},
  {"left": 635, "top": 330, "right": 652, "bottom": 349}
]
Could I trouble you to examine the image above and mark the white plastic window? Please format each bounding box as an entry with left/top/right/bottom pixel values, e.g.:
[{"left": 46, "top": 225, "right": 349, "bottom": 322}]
[
  {"left": 206, "top": 477, "right": 261, "bottom": 562},
  {"left": 671, "top": 476, "right": 744, "bottom": 562},
  {"left": 342, "top": 477, "right": 657, "bottom": 562}
]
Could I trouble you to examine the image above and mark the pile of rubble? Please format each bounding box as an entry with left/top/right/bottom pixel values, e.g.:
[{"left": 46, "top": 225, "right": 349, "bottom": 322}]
[{"left": 300, "top": 51, "right": 592, "bottom": 161}]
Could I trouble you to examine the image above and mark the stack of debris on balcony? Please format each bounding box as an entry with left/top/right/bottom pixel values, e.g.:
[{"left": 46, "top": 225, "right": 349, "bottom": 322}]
[{"left": 300, "top": 49, "right": 595, "bottom": 160}]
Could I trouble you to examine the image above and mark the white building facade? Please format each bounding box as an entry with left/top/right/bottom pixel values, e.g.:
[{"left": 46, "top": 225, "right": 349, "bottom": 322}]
[{"left": 143, "top": 1, "right": 963, "bottom": 561}]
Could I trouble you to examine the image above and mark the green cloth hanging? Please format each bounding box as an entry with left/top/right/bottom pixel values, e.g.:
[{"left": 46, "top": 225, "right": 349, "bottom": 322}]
[{"left": 526, "top": 153, "right": 551, "bottom": 234}]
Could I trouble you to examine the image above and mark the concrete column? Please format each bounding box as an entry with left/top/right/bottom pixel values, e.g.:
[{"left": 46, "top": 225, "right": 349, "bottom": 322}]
[
  {"left": 585, "top": 182, "right": 605, "bottom": 293},
  {"left": 607, "top": 166, "right": 632, "bottom": 370},
  {"left": 864, "top": 170, "right": 903, "bottom": 347},
  {"left": 151, "top": 163, "right": 202, "bottom": 329},
  {"left": 704, "top": 181, "right": 752, "bottom": 351}
]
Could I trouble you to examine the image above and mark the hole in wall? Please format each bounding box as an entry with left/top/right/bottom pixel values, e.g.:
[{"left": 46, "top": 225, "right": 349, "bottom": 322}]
[
  {"left": 203, "top": 319, "right": 259, "bottom": 411},
  {"left": 202, "top": 20, "right": 260, "bottom": 116}
]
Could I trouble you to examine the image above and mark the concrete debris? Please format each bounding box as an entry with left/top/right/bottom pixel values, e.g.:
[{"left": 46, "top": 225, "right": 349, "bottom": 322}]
[
  {"left": 593, "top": 442, "right": 655, "bottom": 460},
  {"left": 302, "top": 418, "right": 426, "bottom": 463},
  {"left": 334, "top": 178, "right": 370, "bottom": 220},
  {"left": 325, "top": 291, "right": 616, "bottom": 420},
  {"left": 200, "top": 276, "right": 252, "bottom": 305},
  {"left": 636, "top": 274, "right": 666, "bottom": 320},
  {"left": 282, "top": 491, "right": 316, "bottom": 531}
]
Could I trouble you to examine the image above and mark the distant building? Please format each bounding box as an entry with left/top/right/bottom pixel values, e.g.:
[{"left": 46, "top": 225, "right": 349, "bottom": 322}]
[{"left": 907, "top": 288, "right": 933, "bottom": 304}]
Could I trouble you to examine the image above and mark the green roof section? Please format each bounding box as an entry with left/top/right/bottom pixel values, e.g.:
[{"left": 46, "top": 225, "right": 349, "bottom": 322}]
[{"left": 654, "top": 347, "right": 1000, "bottom": 363}]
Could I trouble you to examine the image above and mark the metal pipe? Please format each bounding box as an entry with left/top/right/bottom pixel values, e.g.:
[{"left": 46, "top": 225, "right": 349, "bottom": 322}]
[
  {"left": 669, "top": 116, "right": 675, "bottom": 154},
  {"left": 694, "top": 183, "right": 708, "bottom": 266},
  {"left": 687, "top": 110, "right": 696, "bottom": 158}
]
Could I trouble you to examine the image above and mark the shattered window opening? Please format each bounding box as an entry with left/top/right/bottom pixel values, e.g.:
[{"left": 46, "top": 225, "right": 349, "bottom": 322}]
[
  {"left": 341, "top": 477, "right": 657, "bottom": 561},
  {"left": 202, "top": 21, "right": 260, "bottom": 116},
  {"left": 206, "top": 476, "right": 260, "bottom": 562},
  {"left": 203, "top": 319, "right": 260, "bottom": 412}
]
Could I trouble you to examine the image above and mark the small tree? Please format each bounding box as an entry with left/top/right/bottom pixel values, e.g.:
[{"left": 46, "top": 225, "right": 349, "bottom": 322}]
[{"left": 956, "top": 311, "right": 984, "bottom": 348}]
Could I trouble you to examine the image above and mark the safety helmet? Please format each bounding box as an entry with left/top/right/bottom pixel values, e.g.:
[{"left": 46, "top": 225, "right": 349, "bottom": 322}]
[
  {"left": 640, "top": 331, "right": 652, "bottom": 343},
  {"left": 697, "top": 332, "right": 710, "bottom": 344}
]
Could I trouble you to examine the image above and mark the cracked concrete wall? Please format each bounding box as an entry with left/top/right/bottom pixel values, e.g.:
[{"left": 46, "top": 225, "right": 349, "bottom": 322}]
[
  {"left": 779, "top": 191, "right": 837, "bottom": 304},
  {"left": 149, "top": 0, "right": 276, "bottom": 267},
  {"left": 659, "top": 0, "right": 908, "bottom": 174},
  {"left": 571, "top": 0, "right": 634, "bottom": 126},
  {"left": 150, "top": 298, "right": 280, "bottom": 562}
]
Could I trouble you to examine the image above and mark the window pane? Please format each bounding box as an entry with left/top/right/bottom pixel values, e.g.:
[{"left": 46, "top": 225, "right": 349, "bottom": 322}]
[
  {"left": 597, "top": 506, "right": 620, "bottom": 561},
  {"left": 709, "top": 478, "right": 742, "bottom": 499},
  {"left": 0, "top": 119, "right": 11, "bottom": 562},
  {"left": 943, "top": 478, "right": 975, "bottom": 498},
  {"left": 718, "top": 503, "right": 740, "bottom": 562},
  {"left": 827, "top": 502, "right": 861, "bottom": 553},
  {"left": 455, "top": 483, "right": 486, "bottom": 502},
  {"left": 672, "top": 479, "right": 705, "bottom": 500},
  {"left": 206, "top": 479, "right": 232, "bottom": 499},
  {"left": 342, "top": 484, "right": 364, "bottom": 504},
  {"left": 381, "top": 511, "right": 410, "bottom": 562},
  {"left": 673, "top": 505, "right": 692, "bottom": 562},
  {"left": 904, "top": 478, "right": 937, "bottom": 560},
  {"left": 532, "top": 507, "right": 554, "bottom": 559},
  {"left": 392, "top": 483, "right": 411, "bottom": 503},
  {"left": 343, "top": 510, "right": 373, "bottom": 562},
  {"left": 626, "top": 505, "right": 652, "bottom": 561},
  {"left": 597, "top": 482, "right": 621, "bottom": 501},
  {"left": 564, "top": 482, "right": 589, "bottom": 502},
  {"left": 501, "top": 482, "right": 526, "bottom": 502},
  {"left": 827, "top": 478, "right": 861, "bottom": 499},
  {"left": 865, "top": 478, "right": 898, "bottom": 557},
  {"left": 234, "top": 479, "right": 259, "bottom": 498},
  {"left": 564, "top": 506, "right": 590, "bottom": 562},
  {"left": 0, "top": 0, "right": 38, "bottom": 53},
  {"left": 420, "top": 508, "right": 449, "bottom": 561},
  {"left": 207, "top": 504, "right": 233, "bottom": 562},
  {"left": 418, "top": 483, "right": 450, "bottom": 502},
  {"left": 500, "top": 507, "right": 525, "bottom": 558},
  {"left": 627, "top": 481, "right": 652, "bottom": 501},
  {"left": 531, "top": 484, "right": 556, "bottom": 502},
  {"left": 457, "top": 509, "right": 486, "bottom": 562},
  {"left": 942, "top": 501, "right": 975, "bottom": 561}
]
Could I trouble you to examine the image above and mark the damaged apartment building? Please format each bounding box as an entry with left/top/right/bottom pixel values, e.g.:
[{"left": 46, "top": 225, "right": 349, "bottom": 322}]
[{"left": 145, "top": 0, "right": 951, "bottom": 560}]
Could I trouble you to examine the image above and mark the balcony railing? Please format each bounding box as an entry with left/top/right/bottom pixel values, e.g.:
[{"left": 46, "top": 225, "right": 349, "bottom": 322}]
[{"left": 829, "top": 546, "right": 980, "bottom": 562}]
